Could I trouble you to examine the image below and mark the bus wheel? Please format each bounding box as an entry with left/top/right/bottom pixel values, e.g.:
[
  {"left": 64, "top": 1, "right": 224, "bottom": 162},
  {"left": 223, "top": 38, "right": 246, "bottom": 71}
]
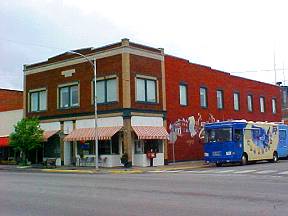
[
  {"left": 241, "top": 154, "right": 248, "bottom": 166},
  {"left": 272, "top": 152, "right": 278, "bottom": 163},
  {"left": 216, "top": 163, "right": 222, "bottom": 167}
]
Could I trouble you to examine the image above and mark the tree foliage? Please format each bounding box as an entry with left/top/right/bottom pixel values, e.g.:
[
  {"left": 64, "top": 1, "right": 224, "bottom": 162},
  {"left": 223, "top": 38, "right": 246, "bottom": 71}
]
[{"left": 9, "top": 118, "right": 43, "bottom": 163}]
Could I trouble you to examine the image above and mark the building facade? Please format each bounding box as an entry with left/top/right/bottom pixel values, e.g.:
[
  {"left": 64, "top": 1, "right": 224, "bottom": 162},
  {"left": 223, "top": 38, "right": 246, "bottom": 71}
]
[
  {"left": 24, "top": 39, "right": 168, "bottom": 167},
  {"left": 0, "top": 89, "right": 23, "bottom": 162},
  {"left": 165, "top": 55, "right": 282, "bottom": 161}
]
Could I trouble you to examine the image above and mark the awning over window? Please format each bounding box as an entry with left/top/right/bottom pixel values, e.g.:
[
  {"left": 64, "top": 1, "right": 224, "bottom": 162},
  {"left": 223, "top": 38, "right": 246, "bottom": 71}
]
[
  {"left": 43, "top": 130, "right": 59, "bottom": 142},
  {"left": 0, "top": 137, "right": 9, "bottom": 147},
  {"left": 132, "top": 126, "right": 169, "bottom": 140},
  {"left": 63, "top": 127, "right": 122, "bottom": 142}
]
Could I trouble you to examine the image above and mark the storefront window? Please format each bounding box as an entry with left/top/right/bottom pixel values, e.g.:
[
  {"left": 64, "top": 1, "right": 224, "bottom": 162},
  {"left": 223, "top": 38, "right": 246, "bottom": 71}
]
[
  {"left": 99, "top": 140, "right": 111, "bottom": 155},
  {"left": 77, "top": 141, "right": 95, "bottom": 157},
  {"left": 143, "top": 140, "right": 163, "bottom": 153},
  {"left": 44, "top": 136, "right": 60, "bottom": 158},
  {"left": 77, "top": 135, "right": 119, "bottom": 156},
  {"left": 135, "top": 140, "right": 144, "bottom": 154}
]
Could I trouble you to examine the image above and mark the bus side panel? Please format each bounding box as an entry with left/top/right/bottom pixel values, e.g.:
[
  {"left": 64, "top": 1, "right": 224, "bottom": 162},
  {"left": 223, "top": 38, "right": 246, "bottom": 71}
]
[
  {"left": 244, "top": 123, "right": 279, "bottom": 161},
  {"left": 204, "top": 142, "right": 243, "bottom": 163}
]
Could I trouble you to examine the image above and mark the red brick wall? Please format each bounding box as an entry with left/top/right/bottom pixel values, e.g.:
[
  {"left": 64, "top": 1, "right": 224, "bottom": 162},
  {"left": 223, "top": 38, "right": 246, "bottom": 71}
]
[
  {"left": 165, "top": 55, "right": 282, "bottom": 161},
  {"left": 0, "top": 89, "right": 23, "bottom": 112},
  {"left": 130, "top": 54, "right": 163, "bottom": 111},
  {"left": 26, "top": 55, "right": 122, "bottom": 119}
]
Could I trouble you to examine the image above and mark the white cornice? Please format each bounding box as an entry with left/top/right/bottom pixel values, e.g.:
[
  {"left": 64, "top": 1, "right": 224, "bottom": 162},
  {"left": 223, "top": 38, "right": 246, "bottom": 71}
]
[{"left": 24, "top": 47, "right": 164, "bottom": 75}]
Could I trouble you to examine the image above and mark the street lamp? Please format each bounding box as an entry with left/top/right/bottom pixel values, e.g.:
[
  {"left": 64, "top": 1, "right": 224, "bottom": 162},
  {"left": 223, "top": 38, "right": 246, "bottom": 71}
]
[{"left": 67, "top": 50, "right": 99, "bottom": 169}]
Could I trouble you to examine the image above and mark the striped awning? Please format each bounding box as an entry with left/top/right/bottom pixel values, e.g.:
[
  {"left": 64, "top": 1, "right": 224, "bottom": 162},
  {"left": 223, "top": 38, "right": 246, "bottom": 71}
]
[
  {"left": 43, "top": 130, "right": 59, "bottom": 142},
  {"left": 0, "top": 137, "right": 9, "bottom": 147},
  {"left": 132, "top": 126, "right": 169, "bottom": 140},
  {"left": 63, "top": 127, "right": 122, "bottom": 142}
]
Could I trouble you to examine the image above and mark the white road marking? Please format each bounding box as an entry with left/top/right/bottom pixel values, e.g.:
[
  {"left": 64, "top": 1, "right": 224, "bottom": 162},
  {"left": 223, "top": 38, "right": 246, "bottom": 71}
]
[
  {"left": 234, "top": 170, "right": 257, "bottom": 174},
  {"left": 163, "top": 170, "right": 184, "bottom": 173},
  {"left": 148, "top": 170, "right": 166, "bottom": 173},
  {"left": 216, "top": 170, "right": 236, "bottom": 173},
  {"left": 184, "top": 170, "right": 204, "bottom": 173},
  {"left": 278, "top": 171, "right": 288, "bottom": 175},
  {"left": 255, "top": 170, "right": 277, "bottom": 174}
]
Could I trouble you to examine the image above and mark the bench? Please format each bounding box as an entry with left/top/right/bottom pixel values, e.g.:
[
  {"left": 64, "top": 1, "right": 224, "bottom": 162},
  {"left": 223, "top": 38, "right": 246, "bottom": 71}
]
[{"left": 45, "top": 158, "right": 56, "bottom": 168}]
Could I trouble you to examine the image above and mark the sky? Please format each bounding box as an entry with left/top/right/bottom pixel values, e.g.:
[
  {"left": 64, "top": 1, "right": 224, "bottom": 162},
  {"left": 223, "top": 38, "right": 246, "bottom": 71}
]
[{"left": 0, "top": 0, "right": 288, "bottom": 90}]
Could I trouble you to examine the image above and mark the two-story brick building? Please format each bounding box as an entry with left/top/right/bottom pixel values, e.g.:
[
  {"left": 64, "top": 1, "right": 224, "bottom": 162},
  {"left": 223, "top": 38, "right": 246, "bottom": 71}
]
[
  {"left": 24, "top": 39, "right": 282, "bottom": 166},
  {"left": 24, "top": 39, "right": 168, "bottom": 167},
  {"left": 165, "top": 55, "right": 282, "bottom": 161},
  {"left": 0, "top": 89, "right": 23, "bottom": 162}
]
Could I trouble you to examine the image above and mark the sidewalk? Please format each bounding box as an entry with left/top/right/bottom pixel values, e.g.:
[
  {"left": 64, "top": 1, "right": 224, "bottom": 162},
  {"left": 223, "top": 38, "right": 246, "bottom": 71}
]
[{"left": 0, "top": 161, "right": 209, "bottom": 175}]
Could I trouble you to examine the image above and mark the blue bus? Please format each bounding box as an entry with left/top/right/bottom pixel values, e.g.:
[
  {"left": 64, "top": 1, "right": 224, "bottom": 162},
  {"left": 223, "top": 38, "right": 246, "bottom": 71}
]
[{"left": 204, "top": 120, "right": 286, "bottom": 166}]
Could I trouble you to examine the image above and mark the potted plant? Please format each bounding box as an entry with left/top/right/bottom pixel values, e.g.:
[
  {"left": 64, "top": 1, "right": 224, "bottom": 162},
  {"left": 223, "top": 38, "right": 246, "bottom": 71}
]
[{"left": 120, "top": 153, "right": 131, "bottom": 168}]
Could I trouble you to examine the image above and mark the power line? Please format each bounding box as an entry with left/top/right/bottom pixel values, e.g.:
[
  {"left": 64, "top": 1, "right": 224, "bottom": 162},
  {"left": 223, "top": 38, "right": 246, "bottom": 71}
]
[
  {"left": 0, "top": 38, "right": 63, "bottom": 51},
  {"left": 231, "top": 68, "right": 288, "bottom": 74}
]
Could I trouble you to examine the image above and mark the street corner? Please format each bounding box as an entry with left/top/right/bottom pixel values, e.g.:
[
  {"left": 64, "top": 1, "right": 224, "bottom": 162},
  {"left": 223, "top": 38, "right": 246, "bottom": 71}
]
[{"left": 41, "top": 169, "right": 97, "bottom": 174}]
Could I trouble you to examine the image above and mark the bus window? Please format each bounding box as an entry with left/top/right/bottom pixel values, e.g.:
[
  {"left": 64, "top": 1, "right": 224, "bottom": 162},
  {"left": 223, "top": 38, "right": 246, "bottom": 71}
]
[
  {"left": 205, "top": 128, "right": 232, "bottom": 143},
  {"left": 279, "top": 130, "right": 286, "bottom": 142},
  {"left": 234, "top": 129, "right": 243, "bottom": 142}
]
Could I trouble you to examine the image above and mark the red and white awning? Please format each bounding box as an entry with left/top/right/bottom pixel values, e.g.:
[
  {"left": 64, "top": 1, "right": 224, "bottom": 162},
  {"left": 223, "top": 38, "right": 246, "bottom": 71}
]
[
  {"left": 43, "top": 130, "right": 59, "bottom": 142},
  {"left": 63, "top": 127, "right": 122, "bottom": 142},
  {"left": 132, "top": 126, "right": 169, "bottom": 140},
  {"left": 0, "top": 137, "right": 9, "bottom": 147}
]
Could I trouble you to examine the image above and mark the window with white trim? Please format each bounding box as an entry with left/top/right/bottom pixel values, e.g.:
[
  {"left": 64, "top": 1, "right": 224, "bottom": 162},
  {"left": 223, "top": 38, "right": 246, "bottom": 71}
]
[
  {"left": 233, "top": 92, "right": 240, "bottom": 111},
  {"left": 93, "top": 78, "right": 117, "bottom": 104},
  {"left": 216, "top": 90, "right": 223, "bottom": 109},
  {"left": 59, "top": 84, "right": 79, "bottom": 108},
  {"left": 179, "top": 84, "right": 188, "bottom": 106},
  {"left": 136, "top": 78, "right": 156, "bottom": 103},
  {"left": 247, "top": 95, "right": 253, "bottom": 112},
  {"left": 272, "top": 98, "right": 277, "bottom": 114},
  {"left": 200, "top": 87, "right": 208, "bottom": 108},
  {"left": 260, "top": 96, "right": 265, "bottom": 113},
  {"left": 29, "top": 90, "right": 47, "bottom": 112}
]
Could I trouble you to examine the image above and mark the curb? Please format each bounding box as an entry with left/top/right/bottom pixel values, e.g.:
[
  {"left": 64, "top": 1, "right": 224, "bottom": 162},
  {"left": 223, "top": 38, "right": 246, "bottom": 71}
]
[
  {"left": 41, "top": 169, "right": 96, "bottom": 174},
  {"left": 0, "top": 163, "right": 209, "bottom": 175},
  {"left": 108, "top": 170, "right": 144, "bottom": 174}
]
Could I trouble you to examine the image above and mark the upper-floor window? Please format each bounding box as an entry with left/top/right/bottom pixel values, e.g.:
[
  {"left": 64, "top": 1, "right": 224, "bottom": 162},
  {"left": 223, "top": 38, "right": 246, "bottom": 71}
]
[
  {"left": 94, "top": 78, "right": 117, "bottom": 104},
  {"left": 179, "top": 84, "right": 188, "bottom": 106},
  {"left": 272, "top": 98, "right": 277, "bottom": 114},
  {"left": 247, "top": 95, "right": 253, "bottom": 112},
  {"left": 59, "top": 84, "right": 79, "bottom": 108},
  {"left": 136, "top": 77, "right": 157, "bottom": 103},
  {"left": 200, "top": 87, "right": 208, "bottom": 108},
  {"left": 216, "top": 90, "right": 223, "bottom": 109},
  {"left": 260, "top": 96, "right": 265, "bottom": 113},
  {"left": 233, "top": 92, "right": 240, "bottom": 111},
  {"left": 29, "top": 89, "right": 47, "bottom": 112}
]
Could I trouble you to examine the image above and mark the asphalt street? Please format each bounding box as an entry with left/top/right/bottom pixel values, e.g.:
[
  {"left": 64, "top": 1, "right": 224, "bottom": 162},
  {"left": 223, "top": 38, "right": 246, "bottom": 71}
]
[{"left": 1, "top": 161, "right": 288, "bottom": 216}]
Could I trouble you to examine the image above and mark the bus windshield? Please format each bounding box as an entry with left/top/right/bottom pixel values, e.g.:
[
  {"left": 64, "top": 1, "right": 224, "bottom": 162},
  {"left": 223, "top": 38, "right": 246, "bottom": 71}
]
[{"left": 205, "top": 128, "right": 232, "bottom": 143}]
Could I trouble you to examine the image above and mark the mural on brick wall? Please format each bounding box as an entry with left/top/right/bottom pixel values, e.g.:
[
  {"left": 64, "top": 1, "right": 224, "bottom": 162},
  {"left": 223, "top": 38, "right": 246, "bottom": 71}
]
[{"left": 168, "top": 113, "right": 217, "bottom": 144}]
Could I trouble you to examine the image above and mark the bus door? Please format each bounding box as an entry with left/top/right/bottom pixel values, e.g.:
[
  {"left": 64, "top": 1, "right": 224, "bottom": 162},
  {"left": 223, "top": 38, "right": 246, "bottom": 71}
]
[
  {"left": 233, "top": 128, "right": 243, "bottom": 159},
  {"left": 278, "top": 129, "right": 288, "bottom": 158}
]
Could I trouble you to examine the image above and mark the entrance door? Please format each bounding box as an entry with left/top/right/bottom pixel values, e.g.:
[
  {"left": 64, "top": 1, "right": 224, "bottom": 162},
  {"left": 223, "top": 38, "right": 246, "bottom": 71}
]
[{"left": 64, "top": 141, "right": 72, "bottom": 165}]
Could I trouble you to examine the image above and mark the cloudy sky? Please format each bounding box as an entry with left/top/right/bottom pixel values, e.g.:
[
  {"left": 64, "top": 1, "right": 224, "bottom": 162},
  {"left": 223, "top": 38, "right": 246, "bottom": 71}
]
[{"left": 0, "top": 0, "right": 287, "bottom": 90}]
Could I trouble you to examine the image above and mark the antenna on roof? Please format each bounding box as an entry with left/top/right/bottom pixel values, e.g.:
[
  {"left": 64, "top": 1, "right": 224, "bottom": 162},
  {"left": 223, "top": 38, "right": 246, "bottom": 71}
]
[{"left": 274, "top": 50, "right": 277, "bottom": 84}]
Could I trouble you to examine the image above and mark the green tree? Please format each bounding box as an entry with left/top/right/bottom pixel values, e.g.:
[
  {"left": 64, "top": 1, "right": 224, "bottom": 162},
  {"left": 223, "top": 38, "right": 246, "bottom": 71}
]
[{"left": 9, "top": 118, "right": 43, "bottom": 165}]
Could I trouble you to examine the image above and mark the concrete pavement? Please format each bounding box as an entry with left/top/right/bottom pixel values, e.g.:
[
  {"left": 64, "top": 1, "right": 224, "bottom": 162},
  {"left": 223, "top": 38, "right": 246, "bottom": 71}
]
[{"left": 0, "top": 160, "right": 209, "bottom": 174}]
